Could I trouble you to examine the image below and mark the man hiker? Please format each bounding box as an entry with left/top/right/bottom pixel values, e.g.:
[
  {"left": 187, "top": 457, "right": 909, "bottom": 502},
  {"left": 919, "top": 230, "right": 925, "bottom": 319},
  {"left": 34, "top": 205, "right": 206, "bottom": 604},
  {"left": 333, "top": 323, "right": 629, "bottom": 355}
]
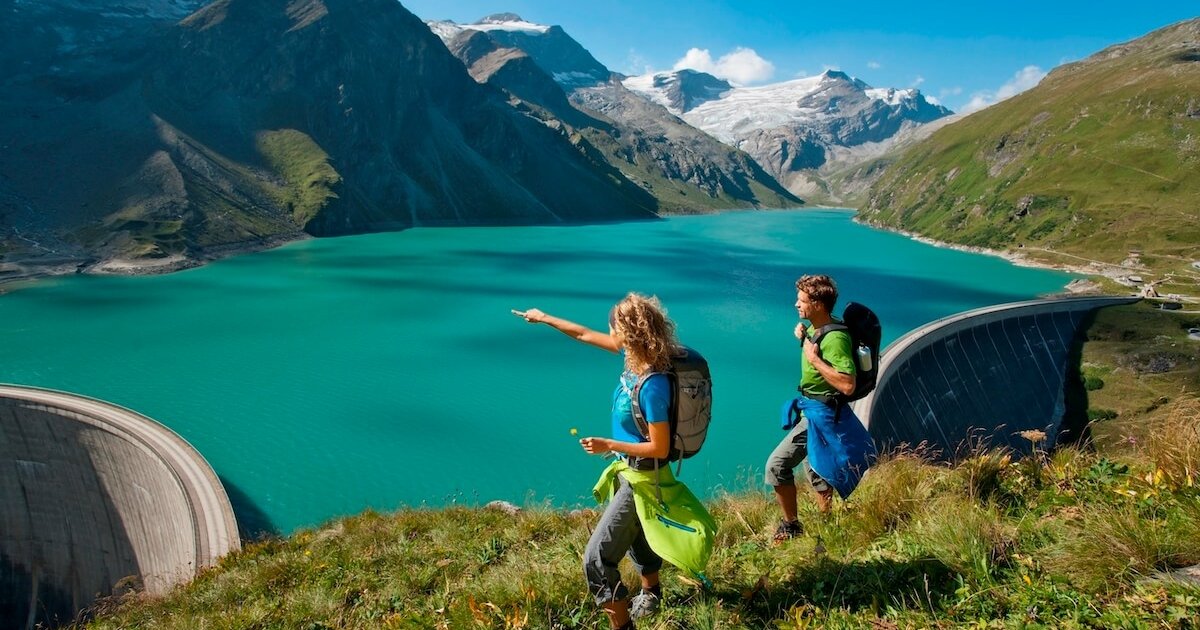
[{"left": 765, "top": 274, "right": 877, "bottom": 541}]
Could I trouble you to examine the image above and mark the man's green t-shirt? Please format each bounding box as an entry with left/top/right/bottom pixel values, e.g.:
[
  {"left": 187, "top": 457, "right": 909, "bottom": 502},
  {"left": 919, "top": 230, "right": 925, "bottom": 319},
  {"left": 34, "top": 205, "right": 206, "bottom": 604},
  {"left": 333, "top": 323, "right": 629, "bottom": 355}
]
[{"left": 800, "top": 327, "right": 856, "bottom": 397}]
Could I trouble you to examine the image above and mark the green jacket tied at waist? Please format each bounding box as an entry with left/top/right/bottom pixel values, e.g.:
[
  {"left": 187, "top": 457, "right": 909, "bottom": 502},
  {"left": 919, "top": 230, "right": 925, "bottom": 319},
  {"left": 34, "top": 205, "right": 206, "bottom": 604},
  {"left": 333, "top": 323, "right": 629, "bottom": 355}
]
[{"left": 592, "top": 460, "right": 717, "bottom": 583}]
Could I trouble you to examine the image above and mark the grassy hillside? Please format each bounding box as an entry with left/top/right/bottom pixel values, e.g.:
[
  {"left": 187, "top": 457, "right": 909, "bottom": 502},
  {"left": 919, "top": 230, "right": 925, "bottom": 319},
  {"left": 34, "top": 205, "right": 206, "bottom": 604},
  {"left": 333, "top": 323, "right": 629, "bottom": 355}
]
[
  {"left": 255, "top": 130, "right": 342, "bottom": 228},
  {"left": 1080, "top": 302, "right": 1200, "bottom": 447},
  {"left": 861, "top": 19, "right": 1200, "bottom": 285},
  {"left": 79, "top": 304, "right": 1200, "bottom": 629},
  {"left": 80, "top": 432, "right": 1200, "bottom": 629}
]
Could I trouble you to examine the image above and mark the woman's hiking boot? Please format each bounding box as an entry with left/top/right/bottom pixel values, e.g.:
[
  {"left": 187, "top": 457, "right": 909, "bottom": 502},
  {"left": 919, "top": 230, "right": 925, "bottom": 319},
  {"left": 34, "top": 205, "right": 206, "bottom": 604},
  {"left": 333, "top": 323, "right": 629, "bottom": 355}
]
[
  {"left": 630, "top": 589, "right": 660, "bottom": 619},
  {"left": 773, "top": 519, "right": 803, "bottom": 542}
]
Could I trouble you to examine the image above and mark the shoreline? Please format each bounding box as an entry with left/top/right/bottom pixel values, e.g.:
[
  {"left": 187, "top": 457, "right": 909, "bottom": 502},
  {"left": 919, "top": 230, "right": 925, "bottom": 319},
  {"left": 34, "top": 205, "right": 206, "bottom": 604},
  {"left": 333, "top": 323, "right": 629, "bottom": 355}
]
[
  {"left": 2, "top": 212, "right": 1126, "bottom": 295},
  {"left": 0, "top": 233, "right": 307, "bottom": 294},
  {"left": 853, "top": 217, "right": 1136, "bottom": 295}
]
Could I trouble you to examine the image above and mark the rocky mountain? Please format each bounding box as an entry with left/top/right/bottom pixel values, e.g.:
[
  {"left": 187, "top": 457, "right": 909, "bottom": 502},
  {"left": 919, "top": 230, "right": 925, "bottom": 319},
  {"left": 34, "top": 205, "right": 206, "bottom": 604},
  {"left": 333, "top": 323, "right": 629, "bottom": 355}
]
[
  {"left": 430, "top": 15, "right": 800, "bottom": 213},
  {"left": 860, "top": 18, "right": 1200, "bottom": 278},
  {"left": 431, "top": 14, "right": 610, "bottom": 88},
  {"left": 0, "top": 0, "right": 657, "bottom": 278},
  {"left": 0, "top": 0, "right": 206, "bottom": 271},
  {"left": 625, "top": 69, "right": 953, "bottom": 204},
  {"left": 628, "top": 69, "right": 733, "bottom": 114}
]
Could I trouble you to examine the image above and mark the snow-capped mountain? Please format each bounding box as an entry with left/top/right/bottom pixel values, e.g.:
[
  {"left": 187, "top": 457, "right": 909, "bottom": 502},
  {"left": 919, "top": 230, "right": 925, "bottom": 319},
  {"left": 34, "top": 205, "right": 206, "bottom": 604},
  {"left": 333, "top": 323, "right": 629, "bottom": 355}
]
[
  {"left": 627, "top": 69, "right": 950, "bottom": 147},
  {"left": 622, "top": 69, "right": 733, "bottom": 114},
  {"left": 428, "top": 13, "right": 551, "bottom": 39},
  {"left": 429, "top": 14, "right": 609, "bottom": 87},
  {"left": 428, "top": 15, "right": 799, "bottom": 210},
  {"left": 624, "top": 69, "right": 953, "bottom": 201}
]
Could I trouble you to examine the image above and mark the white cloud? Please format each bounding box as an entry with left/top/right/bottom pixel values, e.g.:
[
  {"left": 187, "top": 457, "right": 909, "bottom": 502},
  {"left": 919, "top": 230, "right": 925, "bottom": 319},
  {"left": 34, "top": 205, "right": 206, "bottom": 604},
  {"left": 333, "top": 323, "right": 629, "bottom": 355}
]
[
  {"left": 961, "top": 65, "right": 1046, "bottom": 113},
  {"left": 996, "top": 65, "right": 1045, "bottom": 99},
  {"left": 672, "top": 47, "right": 775, "bottom": 85},
  {"left": 963, "top": 95, "right": 992, "bottom": 113},
  {"left": 821, "top": 63, "right": 841, "bottom": 73},
  {"left": 867, "top": 61, "right": 881, "bottom": 69},
  {"left": 624, "top": 49, "right": 653, "bottom": 76},
  {"left": 926, "top": 94, "right": 942, "bottom": 106},
  {"left": 910, "top": 75, "right": 925, "bottom": 88},
  {"left": 939, "top": 86, "right": 963, "bottom": 98}
]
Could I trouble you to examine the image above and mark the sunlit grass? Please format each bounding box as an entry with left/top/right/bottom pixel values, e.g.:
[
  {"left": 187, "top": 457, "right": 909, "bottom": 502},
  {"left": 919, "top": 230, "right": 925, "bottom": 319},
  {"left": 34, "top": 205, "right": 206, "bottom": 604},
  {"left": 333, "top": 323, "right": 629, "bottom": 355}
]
[
  {"left": 81, "top": 432, "right": 1200, "bottom": 629},
  {"left": 75, "top": 300, "right": 1200, "bottom": 629}
]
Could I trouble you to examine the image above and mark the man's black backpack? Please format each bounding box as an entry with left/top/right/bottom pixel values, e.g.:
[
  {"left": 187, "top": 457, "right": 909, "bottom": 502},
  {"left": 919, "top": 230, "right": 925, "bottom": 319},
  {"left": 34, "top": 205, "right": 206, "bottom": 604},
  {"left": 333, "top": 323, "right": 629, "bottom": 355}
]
[{"left": 810, "top": 302, "right": 882, "bottom": 404}]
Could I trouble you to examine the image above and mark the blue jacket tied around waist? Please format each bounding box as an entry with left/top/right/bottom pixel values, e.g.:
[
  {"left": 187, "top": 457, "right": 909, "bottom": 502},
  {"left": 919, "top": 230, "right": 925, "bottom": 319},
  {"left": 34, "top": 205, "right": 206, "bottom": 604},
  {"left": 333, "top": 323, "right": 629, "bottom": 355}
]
[{"left": 783, "top": 394, "right": 877, "bottom": 498}]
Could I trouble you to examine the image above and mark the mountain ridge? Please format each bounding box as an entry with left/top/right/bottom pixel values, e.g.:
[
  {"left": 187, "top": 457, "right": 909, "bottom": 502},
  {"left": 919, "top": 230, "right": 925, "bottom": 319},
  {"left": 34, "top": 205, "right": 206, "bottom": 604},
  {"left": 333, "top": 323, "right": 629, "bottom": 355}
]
[
  {"left": 624, "top": 68, "right": 953, "bottom": 204},
  {"left": 430, "top": 15, "right": 801, "bottom": 213},
  {"left": 0, "top": 0, "right": 661, "bottom": 280},
  {"left": 860, "top": 17, "right": 1200, "bottom": 283}
]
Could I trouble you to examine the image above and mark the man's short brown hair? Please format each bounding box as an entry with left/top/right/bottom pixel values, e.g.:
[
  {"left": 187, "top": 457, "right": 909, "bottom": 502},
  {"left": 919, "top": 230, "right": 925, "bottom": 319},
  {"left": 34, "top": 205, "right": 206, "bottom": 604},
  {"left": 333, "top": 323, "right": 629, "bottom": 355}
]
[{"left": 796, "top": 274, "right": 838, "bottom": 312}]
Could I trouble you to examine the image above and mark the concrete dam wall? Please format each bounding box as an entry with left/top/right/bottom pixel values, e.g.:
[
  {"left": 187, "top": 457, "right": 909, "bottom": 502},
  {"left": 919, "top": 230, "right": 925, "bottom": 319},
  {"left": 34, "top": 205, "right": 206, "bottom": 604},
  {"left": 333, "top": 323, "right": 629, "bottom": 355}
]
[
  {"left": 854, "top": 296, "right": 1139, "bottom": 459},
  {"left": 0, "top": 385, "right": 239, "bottom": 629}
]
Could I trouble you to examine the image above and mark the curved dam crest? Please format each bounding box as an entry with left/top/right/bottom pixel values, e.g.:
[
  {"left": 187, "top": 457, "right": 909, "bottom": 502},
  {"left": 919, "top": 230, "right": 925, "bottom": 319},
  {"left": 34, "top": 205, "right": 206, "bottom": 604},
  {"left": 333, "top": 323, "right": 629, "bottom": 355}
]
[
  {"left": 855, "top": 296, "right": 1141, "bottom": 458},
  {"left": 0, "top": 385, "right": 239, "bottom": 629}
]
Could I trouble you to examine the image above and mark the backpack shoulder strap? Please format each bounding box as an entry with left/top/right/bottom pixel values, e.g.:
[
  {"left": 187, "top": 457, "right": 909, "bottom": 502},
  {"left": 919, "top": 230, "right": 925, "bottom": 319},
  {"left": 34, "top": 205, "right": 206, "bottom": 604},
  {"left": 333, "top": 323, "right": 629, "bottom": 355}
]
[
  {"left": 810, "top": 321, "right": 848, "bottom": 357},
  {"left": 630, "top": 371, "right": 671, "bottom": 439},
  {"left": 805, "top": 322, "right": 851, "bottom": 415}
]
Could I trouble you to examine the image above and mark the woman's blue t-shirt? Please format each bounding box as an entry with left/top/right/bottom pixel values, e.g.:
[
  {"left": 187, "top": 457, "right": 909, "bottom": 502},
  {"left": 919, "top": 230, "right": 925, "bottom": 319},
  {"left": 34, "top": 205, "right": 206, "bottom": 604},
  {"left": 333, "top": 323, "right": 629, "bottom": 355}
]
[{"left": 611, "top": 370, "right": 671, "bottom": 443}]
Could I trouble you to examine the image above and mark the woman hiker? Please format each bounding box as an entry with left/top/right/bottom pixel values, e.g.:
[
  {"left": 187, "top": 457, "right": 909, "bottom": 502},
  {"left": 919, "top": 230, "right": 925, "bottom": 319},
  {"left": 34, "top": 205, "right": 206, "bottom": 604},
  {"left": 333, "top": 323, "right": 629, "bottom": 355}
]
[{"left": 513, "top": 293, "right": 679, "bottom": 630}]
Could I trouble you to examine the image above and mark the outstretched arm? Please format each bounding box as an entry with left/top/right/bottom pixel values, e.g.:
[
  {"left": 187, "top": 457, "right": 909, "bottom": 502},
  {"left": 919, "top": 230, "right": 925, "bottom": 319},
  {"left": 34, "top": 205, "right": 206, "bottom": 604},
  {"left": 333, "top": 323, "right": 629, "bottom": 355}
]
[{"left": 513, "top": 308, "right": 621, "bottom": 353}]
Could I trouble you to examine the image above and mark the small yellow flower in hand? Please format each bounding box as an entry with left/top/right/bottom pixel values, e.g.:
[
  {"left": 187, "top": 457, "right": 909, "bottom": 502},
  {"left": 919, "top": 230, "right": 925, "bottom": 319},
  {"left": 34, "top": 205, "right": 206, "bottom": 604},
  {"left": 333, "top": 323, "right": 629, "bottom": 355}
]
[{"left": 570, "top": 427, "right": 579, "bottom": 436}]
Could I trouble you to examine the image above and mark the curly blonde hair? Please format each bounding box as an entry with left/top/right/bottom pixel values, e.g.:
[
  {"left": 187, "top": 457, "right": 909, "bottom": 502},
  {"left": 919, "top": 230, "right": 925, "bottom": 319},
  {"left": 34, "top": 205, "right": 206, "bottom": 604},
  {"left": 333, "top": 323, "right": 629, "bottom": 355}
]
[{"left": 610, "top": 293, "right": 679, "bottom": 374}]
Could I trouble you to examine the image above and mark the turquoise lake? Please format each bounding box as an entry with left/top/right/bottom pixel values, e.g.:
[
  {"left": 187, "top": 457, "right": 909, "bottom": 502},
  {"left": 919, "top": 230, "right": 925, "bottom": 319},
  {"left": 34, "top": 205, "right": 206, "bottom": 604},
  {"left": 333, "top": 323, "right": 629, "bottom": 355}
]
[{"left": 0, "top": 210, "right": 1073, "bottom": 534}]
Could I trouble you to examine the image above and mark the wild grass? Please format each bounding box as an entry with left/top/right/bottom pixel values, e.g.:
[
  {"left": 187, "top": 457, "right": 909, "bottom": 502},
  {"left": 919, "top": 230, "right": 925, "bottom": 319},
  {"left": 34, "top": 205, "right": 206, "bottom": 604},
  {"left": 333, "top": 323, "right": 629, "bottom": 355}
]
[
  {"left": 842, "top": 453, "right": 944, "bottom": 545},
  {"left": 910, "top": 495, "right": 1014, "bottom": 582},
  {"left": 1045, "top": 500, "right": 1200, "bottom": 593},
  {"left": 80, "top": 431, "right": 1200, "bottom": 629},
  {"left": 256, "top": 129, "right": 342, "bottom": 227},
  {"left": 1136, "top": 397, "right": 1200, "bottom": 489},
  {"left": 75, "top": 301, "right": 1200, "bottom": 629}
]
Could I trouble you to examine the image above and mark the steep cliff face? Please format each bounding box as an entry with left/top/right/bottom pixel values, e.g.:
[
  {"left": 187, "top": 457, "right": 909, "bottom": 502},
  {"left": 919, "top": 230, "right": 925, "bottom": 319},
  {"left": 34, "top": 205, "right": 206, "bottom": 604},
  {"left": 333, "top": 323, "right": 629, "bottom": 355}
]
[
  {"left": 436, "top": 14, "right": 611, "bottom": 88},
  {"left": 432, "top": 16, "right": 800, "bottom": 213},
  {"left": 150, "top": 0, "right": 656, "bottom": 235},
  {"left": 0, "top": 0, "right": 656, "bottom": 276},
  {"left": 861, "top": 19, "right": 1200, "bottom": 274},
  {"left": 570, "top": 81, "right": 796, "bottom": 210},
  {"left": 446, "top": 29, "right": 594, "bottom": 128}
]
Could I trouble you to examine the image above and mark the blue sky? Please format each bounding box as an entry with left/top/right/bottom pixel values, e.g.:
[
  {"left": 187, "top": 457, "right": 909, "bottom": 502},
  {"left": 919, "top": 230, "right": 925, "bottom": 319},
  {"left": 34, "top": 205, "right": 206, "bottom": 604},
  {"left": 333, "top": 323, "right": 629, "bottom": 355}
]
[{"left": 400, "top": 0, "right": 1198, "bottom": 112}]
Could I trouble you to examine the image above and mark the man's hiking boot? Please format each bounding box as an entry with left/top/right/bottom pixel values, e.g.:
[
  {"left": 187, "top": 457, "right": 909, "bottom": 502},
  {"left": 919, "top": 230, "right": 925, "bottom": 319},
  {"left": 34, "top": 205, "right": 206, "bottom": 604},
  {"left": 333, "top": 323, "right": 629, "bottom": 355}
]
[
  {"left": 773, "top": 519, "right": 803, "bottom": 542},
  {"left": 630, "top": 589, "right": 660, "bottom": 619}
]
